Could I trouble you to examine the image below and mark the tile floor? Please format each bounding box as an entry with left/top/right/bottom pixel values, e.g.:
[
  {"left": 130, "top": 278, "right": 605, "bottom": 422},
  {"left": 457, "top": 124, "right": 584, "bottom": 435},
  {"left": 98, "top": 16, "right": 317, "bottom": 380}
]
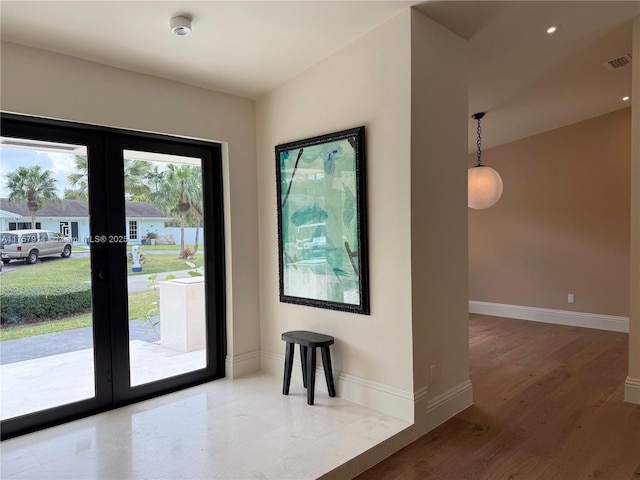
[{"left": 1, "top": 372, "right": 410, "bottom": 479}]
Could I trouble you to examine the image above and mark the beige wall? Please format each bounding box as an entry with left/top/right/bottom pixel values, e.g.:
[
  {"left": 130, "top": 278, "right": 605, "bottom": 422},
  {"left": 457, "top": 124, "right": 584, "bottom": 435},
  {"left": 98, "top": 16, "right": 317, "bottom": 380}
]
[
  {"left": 0, "top": 41, "right": 260, "bottom": 364},
  {"left": 627, "top": 16, "right": 640, "bottom": 403},
  {"left": 469, "top": 108, "right": 631, "bottom": 317},
  {"left": 256, "top": 11, "right": 415, "bottom": 405},
  {"left": 410, "top": 9, "right": 470, "bottom": 407}
]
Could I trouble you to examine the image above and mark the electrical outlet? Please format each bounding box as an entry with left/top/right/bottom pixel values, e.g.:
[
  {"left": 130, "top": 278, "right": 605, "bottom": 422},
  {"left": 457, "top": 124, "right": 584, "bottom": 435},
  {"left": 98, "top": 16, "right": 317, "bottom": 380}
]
[
  {"left": 568, "top": 293, "right": 575, "bottom": 304},
  {"left": 429, "top": 365, "right": 436, "bottom": 385}
]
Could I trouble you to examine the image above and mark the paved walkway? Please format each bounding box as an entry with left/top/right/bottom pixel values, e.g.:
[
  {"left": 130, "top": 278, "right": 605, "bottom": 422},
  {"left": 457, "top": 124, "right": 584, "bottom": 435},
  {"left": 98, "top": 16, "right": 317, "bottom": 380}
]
[
  {"left": 126, "top": 269, "right": 192, "bottom": 292},
  {"left": 0, "top": 320, "right": 159, "bottom": 365}
]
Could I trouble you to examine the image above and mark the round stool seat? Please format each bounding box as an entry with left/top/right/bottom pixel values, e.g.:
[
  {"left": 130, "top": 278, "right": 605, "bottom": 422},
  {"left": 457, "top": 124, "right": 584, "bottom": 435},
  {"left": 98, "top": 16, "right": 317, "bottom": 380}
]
[
  {"left": 281, "top": 330, "right": 336, "bottom": 405},
  {"left": 282, "top": 330, "right": 334, "bottom": 347}
]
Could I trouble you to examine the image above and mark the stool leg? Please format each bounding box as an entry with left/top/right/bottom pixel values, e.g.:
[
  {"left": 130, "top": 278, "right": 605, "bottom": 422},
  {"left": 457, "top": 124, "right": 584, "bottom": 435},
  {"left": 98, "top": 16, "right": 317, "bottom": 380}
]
[
  {"left": 283, "top": 342, "right": 294, "bottom": 395},
  {"left": 306, "top": 346, "right": 316, "bottom": 405},
  {"left": 300, "top": 346, "right": 308, "bottom": 388},
  {"left": 321, "top": 346, "right": 336, "bottom": 397}
]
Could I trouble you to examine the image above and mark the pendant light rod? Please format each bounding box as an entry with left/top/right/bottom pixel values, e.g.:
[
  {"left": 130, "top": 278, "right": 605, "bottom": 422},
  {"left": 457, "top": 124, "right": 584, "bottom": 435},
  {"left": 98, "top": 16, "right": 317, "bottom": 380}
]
[{"left": 472, "top": 112, "right": 485, "bottom": 167}]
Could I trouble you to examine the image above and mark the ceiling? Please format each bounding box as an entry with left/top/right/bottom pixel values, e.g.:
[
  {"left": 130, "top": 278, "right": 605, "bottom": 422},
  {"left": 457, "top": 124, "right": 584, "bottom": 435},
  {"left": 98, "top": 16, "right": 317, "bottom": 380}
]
[{"left": 1, "top": 1, "right": 639, "bottom": 151}]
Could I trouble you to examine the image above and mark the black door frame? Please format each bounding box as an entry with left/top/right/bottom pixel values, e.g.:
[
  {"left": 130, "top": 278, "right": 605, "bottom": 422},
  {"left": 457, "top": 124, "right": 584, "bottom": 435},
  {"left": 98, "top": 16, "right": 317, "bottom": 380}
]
[{"left": 1, "top": 113, "right": 226, "bottom": 440}]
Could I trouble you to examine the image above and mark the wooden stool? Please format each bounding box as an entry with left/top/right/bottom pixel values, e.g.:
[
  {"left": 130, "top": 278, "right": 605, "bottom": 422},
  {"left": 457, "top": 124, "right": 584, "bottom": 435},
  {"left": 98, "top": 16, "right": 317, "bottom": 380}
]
[{"left": 281, "top": 330, "right": 336, "bottom": 405}]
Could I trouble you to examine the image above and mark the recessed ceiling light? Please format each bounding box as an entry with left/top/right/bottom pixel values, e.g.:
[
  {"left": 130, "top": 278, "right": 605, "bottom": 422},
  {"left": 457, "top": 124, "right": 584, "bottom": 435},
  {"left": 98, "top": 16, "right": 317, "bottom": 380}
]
[
  {"left": 170, "top": 15, "right": 192, "bottom": 37},
  {"left": 622, "top": 96, "right": 631, "bottom": 102},
  {"left": 546, "top": 25, "right": 559, "bottom": 34}
]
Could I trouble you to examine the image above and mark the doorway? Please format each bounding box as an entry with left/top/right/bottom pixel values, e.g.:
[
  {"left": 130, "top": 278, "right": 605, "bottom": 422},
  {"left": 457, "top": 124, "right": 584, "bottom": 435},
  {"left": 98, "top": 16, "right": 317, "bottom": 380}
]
[{"left": 0, "top": 114, "right": 226, "bottom": 439}]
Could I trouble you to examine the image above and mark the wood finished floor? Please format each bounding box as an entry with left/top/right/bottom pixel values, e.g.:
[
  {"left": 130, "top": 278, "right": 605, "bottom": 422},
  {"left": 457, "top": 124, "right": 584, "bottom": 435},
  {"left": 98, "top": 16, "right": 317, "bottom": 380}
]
[{"left": 356, "top": 314, "right": 640, "bottom": 480}]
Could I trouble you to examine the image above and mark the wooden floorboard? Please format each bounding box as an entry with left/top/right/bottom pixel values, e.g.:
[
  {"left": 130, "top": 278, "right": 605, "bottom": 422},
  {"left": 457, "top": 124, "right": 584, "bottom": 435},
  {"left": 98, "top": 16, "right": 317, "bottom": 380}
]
[{"left": 355, "top": 314, "right": 640, "bottom": 480}]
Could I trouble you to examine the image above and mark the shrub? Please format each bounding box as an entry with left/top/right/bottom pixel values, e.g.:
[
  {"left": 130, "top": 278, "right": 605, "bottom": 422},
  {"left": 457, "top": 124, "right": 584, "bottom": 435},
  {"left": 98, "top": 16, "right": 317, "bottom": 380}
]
[{"left": 0, "top": 284, "right": 92, "bottom": 325}]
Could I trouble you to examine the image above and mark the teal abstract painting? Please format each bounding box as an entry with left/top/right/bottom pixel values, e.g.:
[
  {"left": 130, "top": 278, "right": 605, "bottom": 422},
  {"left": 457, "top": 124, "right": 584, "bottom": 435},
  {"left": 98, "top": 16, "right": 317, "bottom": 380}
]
[{"left": 275, "top": 127, "right": 369, "bottom": 315}]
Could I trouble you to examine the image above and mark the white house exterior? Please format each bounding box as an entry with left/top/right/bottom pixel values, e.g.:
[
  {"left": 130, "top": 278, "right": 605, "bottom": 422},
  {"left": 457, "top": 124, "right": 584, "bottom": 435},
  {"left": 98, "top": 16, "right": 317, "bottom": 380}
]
[
  {"left": 0, "top": 199, "right": 168, "bottom": 245},
  {"left": 0, "top": 208, "right": 21, "bottom": 232}
]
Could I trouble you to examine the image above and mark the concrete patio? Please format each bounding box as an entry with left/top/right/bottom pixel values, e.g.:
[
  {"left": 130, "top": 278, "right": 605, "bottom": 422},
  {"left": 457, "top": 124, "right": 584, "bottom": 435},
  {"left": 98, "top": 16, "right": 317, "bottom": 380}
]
[{"left": 1, "top": 339, "right": 206, "bottom": 420}]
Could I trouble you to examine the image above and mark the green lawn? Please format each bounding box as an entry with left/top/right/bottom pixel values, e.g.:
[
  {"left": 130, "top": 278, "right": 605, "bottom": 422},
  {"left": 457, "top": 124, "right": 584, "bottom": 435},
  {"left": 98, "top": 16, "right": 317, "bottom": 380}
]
[
  {"left": 0, "top": 254, "right": 201, "bottom": 341},
  {"left": 0, "top": 254, "right": 201, "bottom": 286},
  {"left": 0, "top": 314, "right": 92, "bottom": 341},
  {"left": 1, "top": 257, "right": 92, "bottom": 284},
  {"left": 133, "top": 253, "right": 203, "bottom": 275}
]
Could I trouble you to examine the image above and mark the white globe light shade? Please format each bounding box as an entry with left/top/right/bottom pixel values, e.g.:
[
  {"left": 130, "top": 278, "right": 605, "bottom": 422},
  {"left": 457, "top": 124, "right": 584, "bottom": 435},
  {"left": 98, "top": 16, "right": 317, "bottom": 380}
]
[{"left": 468, "top": 165, "right": 503, "bottom": 209}]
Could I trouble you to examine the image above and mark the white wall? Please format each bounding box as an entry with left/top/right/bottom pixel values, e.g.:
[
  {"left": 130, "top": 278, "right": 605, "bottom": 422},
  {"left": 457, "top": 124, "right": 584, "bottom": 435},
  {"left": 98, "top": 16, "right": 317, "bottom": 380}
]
[
  {"left": 256, "top": 10, "right": 415, "bottom": 419},
  {"left": 0, "top": 41, "right": 260, "bottom": 371},
  {"left": 163, "top": 227, "right": 204, "bottom": 246},
  {"left": 256, "top": 8, "right": 470, "bottom": 428},
  {"left": 410, "top": 9, "right": 471, "bottom": 425}
]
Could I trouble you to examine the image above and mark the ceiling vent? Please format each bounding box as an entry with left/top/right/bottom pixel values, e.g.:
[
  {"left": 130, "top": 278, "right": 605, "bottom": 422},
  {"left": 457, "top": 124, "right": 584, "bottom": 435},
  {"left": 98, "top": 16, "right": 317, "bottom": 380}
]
[{"left": 604, "top": 54, "right": 632, "bottom": 71}]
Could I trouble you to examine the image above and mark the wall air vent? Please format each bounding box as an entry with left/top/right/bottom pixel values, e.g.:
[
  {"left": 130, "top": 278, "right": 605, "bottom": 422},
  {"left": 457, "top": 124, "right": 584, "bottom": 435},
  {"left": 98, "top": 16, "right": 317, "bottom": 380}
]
[{"left": 604, "top": 54, "right": 632, "bottom": 71}]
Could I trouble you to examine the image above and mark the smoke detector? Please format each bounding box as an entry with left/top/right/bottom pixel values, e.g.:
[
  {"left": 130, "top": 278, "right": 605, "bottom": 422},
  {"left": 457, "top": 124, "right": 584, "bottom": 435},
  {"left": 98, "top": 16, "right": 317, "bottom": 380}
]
[
  {"left": 170, "top": 15, "right": 192, "bottom": 37},
  {"left": 604, "top": 54, "right": 632, "bottom": 71}
]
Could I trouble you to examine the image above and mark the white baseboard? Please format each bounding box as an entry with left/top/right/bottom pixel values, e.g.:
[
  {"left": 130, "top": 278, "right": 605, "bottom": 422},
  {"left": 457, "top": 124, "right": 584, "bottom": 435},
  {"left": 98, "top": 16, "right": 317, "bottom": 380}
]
[
  {"left": 469, "top": 301, "right": 629, "bottom": 333},
  {"left": 225, "top": 350, "right": 261, "bottom": 379},
  {"left": 261, "top": 350, "right": 286, "bottom": 379},
  {"left": 261, "top": 351, "right": 414, "bottom": 422},
  {"left": 337, "top": 371, "right": 415, "bottom": 423},
  {"left": 625, "top": 376, "right": 640, "bottom": 404},
  {"left": 415, "top": 379, "right": 473, "bottom": 434}
]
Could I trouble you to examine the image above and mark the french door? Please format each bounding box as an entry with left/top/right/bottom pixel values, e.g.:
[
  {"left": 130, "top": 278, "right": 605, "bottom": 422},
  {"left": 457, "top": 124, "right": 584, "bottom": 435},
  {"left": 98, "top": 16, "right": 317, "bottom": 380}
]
[{"left": 0, "top": 114, "right": 225, "bottom": 439}]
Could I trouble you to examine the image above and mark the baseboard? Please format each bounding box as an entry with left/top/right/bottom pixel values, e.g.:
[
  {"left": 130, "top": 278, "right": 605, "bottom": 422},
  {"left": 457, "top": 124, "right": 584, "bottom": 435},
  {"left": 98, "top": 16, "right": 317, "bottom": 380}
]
[
  {"left": 337, "top": 371, "right": 415, "bottom": 423},
  {"left": 469, "top": 301, "right": 629, "bottom": 333},
  {"left": 322, "top": 379, "right": 473, "bottom": 480},
  {"left": 225, "top": 350, "right": 261, "bottom": 379},
  {"left": 625, "top": 376, "right": 640, "bottom": 404},
  {"left": 415, "top": 379, "right": 473, "bottom": 434},
  {"left": 261, "top": 351, "right": 414, "bottom": 422},
  {"left": 261, "top": 350, "right": 286, "bottom": 380}
]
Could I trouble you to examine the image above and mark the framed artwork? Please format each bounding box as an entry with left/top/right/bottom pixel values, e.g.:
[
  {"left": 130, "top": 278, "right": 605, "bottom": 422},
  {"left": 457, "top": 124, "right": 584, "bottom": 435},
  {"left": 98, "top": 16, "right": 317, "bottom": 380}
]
[{"left": 275, "top": 126, "right": 369, "bottom": 315}]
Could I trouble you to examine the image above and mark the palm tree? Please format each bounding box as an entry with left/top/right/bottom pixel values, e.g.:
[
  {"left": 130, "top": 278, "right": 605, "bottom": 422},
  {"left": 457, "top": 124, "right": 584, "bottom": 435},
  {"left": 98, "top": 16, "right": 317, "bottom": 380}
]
[
  {"left": 145, "top": 165, "right": 165, "bottom": 201},
  {"left": 124, "top": 160, "right": 152, "bottom": 198},
  {"left": 190, "top": 189, "right": 204, "bottom": 255},
  {"left": 67, "top": 155, "right": 89, "bottom": 199},
  {"left": 63, "top": 188, "right": 86, "bottom": 200},
  {"left": 67, "top": 155, "right": 151, "bottom": 199},
  {"left": 6, "top": 165, "right": 60, "bottom": 228},
  {"left": 158, "top": 165, "right": 202, "bottom": 256}
]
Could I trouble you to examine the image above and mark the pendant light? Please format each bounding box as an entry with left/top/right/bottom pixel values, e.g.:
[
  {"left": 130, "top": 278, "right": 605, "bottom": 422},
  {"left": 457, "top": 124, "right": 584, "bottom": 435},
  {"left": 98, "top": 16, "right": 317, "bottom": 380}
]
[{"left": 468, "top": 112, "right": 503, "bottom": 209}]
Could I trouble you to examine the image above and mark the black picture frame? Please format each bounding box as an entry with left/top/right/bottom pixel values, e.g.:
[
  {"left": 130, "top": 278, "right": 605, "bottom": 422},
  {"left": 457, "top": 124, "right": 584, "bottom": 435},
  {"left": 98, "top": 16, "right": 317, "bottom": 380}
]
[{"left": 275, "top": 126, "right": 369, "bottom": 315}]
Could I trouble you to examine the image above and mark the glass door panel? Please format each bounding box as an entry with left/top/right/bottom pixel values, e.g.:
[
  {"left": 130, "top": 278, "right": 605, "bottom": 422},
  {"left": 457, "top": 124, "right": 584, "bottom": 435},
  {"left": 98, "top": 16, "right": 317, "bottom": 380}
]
[
  {"left": 1, "top": 114, "right": 224, "bottom": 439},
  {"left": 122, "top": 150, "right": 207, "bottom": 387},
  {"left": 0, "top": 138, "right": 96, "bottom": 419}
]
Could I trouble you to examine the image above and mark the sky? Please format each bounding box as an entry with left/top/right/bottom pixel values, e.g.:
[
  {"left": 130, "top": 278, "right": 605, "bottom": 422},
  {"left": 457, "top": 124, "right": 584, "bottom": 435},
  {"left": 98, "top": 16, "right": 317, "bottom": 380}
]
[
  {"left": 0, "top": 146, "right": 191, "bottom": 202},
  {"left": 0, "top": 147, "right": 78, "bottom": 197}
]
